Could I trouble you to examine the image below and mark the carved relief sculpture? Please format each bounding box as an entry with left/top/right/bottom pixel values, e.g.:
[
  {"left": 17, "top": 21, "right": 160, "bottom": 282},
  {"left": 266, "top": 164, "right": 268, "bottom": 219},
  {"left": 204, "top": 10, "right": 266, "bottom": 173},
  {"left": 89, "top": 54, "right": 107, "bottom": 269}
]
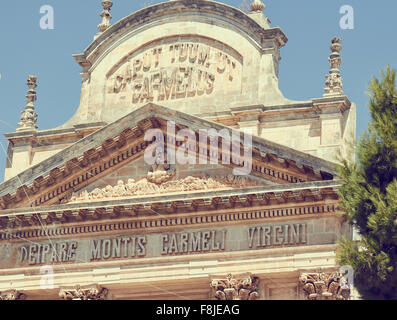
[
  {"left": 147, "top": 148, "right": 176, "bottom": 184},
  {"left": 211, "top": 274, "right": 260, "bottom": 300},
  {"left": 299, "top": 272, "right": 351, "bottom": 300},
  {"left": 59, "top": 285, "right": 109, "bottom": 300},
  {"left": 69, "top": 174, "right": 262, "bottom": 203}
]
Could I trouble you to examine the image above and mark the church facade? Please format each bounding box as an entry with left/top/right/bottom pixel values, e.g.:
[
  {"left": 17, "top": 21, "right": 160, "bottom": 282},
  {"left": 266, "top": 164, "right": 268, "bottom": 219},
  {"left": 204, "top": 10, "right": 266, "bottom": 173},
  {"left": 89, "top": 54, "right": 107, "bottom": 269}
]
[{"left": 0, "top": 0, "right": 355, "bottom": 300}]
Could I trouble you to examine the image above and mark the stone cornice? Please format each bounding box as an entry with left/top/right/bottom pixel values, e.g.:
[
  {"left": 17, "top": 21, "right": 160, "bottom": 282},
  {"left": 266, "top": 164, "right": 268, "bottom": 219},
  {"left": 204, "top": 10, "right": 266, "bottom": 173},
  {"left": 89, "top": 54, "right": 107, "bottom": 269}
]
[
  {"left": 0, "top": 203, "right": 339, "bottom": 242},
  {"left": 312, "top": 95, "right": 352, "bottom": 113},
  {"left": 0, "top": 203, "right": 338, "bottom": 243},
  {"left": 0, "top": 179, "right": 341, "bottom": 215},
  {"left": 4, "top": 122, "right": 107, "bottom": 148},
  {"left": 0, "top": 180, "right": 340, "bottom": 240},
  {"left": 4, "top": 122, "right": 107, "bottom": 141},
  {"left": 206, "top": 96, "right": 353, "bottom": 126}
]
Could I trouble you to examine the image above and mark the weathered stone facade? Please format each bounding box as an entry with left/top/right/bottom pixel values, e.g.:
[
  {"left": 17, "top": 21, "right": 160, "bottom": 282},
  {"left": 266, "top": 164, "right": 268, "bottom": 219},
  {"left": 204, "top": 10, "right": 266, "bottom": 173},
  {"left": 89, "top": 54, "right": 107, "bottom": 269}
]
[{"left": 0, "top": 0, "right": 355, "bottom": 300}]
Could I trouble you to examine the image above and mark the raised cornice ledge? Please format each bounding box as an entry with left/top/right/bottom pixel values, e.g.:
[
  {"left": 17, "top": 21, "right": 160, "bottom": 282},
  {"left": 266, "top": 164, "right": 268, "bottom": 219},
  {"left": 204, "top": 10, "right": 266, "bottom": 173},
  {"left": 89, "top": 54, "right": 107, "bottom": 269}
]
[
  {"left": 312, "top": 95, "right": 352, "bottom": 113},
  {"left": 4, "top": 122, "right": 107, "bottom": 141},
  {"left": 73, "top": 0, "right": 287, "bottom": 70},
  {"left": 0, "top": 179, "right": 342, "bottom": 218}
]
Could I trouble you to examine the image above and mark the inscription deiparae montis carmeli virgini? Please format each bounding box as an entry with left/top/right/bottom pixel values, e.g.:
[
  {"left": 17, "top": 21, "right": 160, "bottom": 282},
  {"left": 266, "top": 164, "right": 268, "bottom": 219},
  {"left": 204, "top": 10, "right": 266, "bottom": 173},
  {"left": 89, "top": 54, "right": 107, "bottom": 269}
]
[{"left": 16, "top": 223, "right": 307, "bottom": 266}]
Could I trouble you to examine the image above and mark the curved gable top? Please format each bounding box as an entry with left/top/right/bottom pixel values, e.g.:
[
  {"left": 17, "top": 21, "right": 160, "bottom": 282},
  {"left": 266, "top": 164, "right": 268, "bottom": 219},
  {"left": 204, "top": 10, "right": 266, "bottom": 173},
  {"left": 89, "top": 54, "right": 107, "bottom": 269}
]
[
  {"left": 74, "top": 0, "right": 287, "bottom": 68},
  {"left": 64, "top": 0, "right": 293, "bottom": 129}
]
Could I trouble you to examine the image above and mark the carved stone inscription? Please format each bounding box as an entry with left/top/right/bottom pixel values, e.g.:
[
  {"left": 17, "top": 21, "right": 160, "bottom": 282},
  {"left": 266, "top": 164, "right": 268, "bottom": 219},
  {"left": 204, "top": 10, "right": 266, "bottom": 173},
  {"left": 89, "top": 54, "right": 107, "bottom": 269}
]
[
  {"left": 248, "top": 223, "right": 307, "bottom": 248},
  {"left": 90, "top": 236, "right": 147, "bottom": 260},
  {"left": 19, "top": 241, "right": 77, "bottom": 265},
  {"left": 107, "top": 39, "right": 241, "bottom": 103},
  {"left": 161, "top": 230, "right": 226, "bottom": 255},
  {"left": 15, "top": 223, "right": 307, "bottom": 267}
]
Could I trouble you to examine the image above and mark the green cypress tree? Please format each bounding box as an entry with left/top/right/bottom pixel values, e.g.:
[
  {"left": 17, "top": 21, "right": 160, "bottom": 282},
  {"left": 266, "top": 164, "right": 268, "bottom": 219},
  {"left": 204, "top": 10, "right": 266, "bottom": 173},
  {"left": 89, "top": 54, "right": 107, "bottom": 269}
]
[{"left": 337, "top": 66, "right": 397, "bottom": 299}]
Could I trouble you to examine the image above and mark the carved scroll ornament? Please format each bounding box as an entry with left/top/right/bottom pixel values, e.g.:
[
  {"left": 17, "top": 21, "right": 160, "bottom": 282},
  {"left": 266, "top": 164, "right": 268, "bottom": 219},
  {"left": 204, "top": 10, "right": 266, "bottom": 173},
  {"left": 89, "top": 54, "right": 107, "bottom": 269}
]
[
  {"left": 211, "top": 274, "right": 260, "bottom": 300},
  {"left": 0, "top": 290, "right": 26, "bottom": 300},
  {"left": 299, "top": 272, "right": 351, "bottom": 300},
  {"left": 59, "top": 285, "right": 108, "bottom": 300}
]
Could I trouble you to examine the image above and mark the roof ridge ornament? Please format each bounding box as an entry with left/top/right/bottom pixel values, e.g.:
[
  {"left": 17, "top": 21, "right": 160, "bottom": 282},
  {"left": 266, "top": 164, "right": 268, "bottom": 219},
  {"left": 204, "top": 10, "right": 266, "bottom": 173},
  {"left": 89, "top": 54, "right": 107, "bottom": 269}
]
[
  {"left": 250, "top": 0, "right": 265, "bottom": 12},
  {"left": 97, "top": 0, "right": 113, "bottom": 33},
  {"left": 17, "top": 75, "right": 38, "bottom": 132},
  {"left": 324, "top": 37, "right": 344, "bottom": 97}
]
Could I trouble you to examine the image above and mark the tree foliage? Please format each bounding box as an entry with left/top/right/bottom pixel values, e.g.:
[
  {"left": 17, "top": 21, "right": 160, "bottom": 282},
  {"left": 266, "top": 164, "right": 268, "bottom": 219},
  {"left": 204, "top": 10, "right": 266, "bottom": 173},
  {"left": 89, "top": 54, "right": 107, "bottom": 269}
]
[{"left": 337, "top": 66, "right": 397, "bottom": 299}]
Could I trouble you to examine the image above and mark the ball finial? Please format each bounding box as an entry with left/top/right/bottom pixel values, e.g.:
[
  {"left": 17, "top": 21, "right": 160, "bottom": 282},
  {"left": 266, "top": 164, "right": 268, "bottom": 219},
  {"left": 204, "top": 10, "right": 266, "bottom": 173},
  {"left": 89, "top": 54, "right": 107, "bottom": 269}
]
[{"left": 250, "top": 0, "right": 265, "bottom": 12}]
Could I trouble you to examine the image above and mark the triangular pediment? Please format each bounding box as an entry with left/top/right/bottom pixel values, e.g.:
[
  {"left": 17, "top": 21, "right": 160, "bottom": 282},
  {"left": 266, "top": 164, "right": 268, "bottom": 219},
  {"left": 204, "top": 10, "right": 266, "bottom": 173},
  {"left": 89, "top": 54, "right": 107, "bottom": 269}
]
[{"left": 0, "top": 103, "right": 338, "bottom": 210}]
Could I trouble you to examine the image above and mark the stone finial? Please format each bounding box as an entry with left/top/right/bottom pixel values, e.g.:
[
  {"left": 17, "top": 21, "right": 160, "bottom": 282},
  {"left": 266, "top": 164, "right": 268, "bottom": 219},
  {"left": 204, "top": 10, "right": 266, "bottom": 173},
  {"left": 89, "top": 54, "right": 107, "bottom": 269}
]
[
  {"left": 250, "top": 0, "right": 266, "bottom": 12},
  {"left": 97, "top": 0, "right": 113, "bottom": 33},
  {"left": 324, "top": 37, "right": 344, "bottom": 97},
  {"left": 17, "top": 75, "right": 38, "bottom": 132}
]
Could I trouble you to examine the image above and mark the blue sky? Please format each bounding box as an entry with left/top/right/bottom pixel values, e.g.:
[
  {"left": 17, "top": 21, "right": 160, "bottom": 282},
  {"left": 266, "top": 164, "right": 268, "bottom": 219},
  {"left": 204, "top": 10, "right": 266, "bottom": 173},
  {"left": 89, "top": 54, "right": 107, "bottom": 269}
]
[{"left": 0, "top": 0, "right": 396, "bottom": 181}]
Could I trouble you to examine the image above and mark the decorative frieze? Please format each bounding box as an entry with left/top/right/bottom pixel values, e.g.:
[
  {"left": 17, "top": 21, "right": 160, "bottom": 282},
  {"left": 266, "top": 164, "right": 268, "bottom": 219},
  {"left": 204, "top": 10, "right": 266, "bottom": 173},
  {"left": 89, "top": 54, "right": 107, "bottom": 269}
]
[
  {"left": 69, "top": 175, "right": 261, "bottom": 204},
  {"left": 0, "top": 196, "right": 338, "bottom": 239},
  {"left": 59, "top": 285, "right": 109, "bottom": 300},
  {"left": 211, "top": 274, "right": 260, "bottom": 300},
  {"left": 299, "top": 272, "right": 350, "bottom": 300}
]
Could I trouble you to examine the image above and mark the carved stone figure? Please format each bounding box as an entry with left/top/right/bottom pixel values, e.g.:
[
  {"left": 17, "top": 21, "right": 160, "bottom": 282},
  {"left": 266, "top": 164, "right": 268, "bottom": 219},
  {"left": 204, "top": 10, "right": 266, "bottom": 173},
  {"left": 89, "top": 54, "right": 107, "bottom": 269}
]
[
  {"left": 113, "top": 180, "right": 127, "bottom": 196},
  {"left": 211, "top": 274, "right": 260, "bottom": 300},
  {"left": 147, "top": 148, "right": 176, "bottom": 184}
]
